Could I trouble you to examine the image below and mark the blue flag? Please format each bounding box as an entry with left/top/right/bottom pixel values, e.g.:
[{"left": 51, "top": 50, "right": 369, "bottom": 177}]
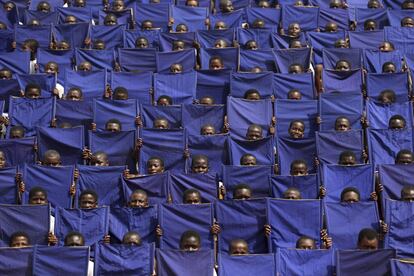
[
  {"left": 110, "top": 71, "right": 152, "bottom": 104},
  {"left": 322, "top": 48, "right": 362, "bottom": 70},
  {"left": 122, "top": 172, "right": 169, "bottom": 205},
  {"left": 273, "top": 48, "right": 311, "bottom": 73},
  {"left": 52, "top": 23, "right": 89, "bottom": 49},
  {"left": 318, "top": 8, "right": 349, "bottom": 31},
  {"left": 200, "top": 47, "right": 239, "bottom": 70},
  {"left": 169, "top": 173, "right": 218, "bottom": 203},
  {"left": 16, "top": 74, "right": 56, "bottom": 98},
  {"left": 0, "top": 137, "right": 36, "bottom": 166},
  {"left": 230, "top": 72, "right": 273, "bottom": 98},
  {"left": 182, "top": 104, "right": 225, "bottom": 136},
  {"left": 37, "top": 48, "right": 74, "bottom": 84},
  {"left": 228, "top": 136, "right": 275, "bottom": 166},
  {"left": 156, "top": 49, "right": 196, "bottom": 74},
  {"left": 196, "top": 29, "right": 235, "bottom": 49},
  {"left": 349, "top": 30, "right": 385, "bottom": 50},
  {"left": 355, "top": 8, "right": 388, "bottom": 31},
  {"left": 273, "top": 73, "right": 316, "bottom": 99},
  {"left": 367, "top": 101, "right": 412, "bottom": 129},
  {"left": 64, "top": 70, "right": 107, "bottom": 100},
  {"left": 90, "top": 25, "right": 126, "bottom": 49},
  {"left": 218, "top": 253, "right": 276, "bottom": 276},
  {"left": 322, "top": 69, "right": 363, "bottom": 93},
  {"left": 123, "top": 29, "right": 160, "bottom": 49},
  {"left": 75, "top": 48, "right": 116, "bottom": 72},
  {"left": 55, "top": 99, "right": 93, "bottom": 129},
  {"left": 196, "top": 69, "right": 231, "bottom": 104},
  {"left": 56, "top": 7, "right": 92, "bottom": 24},
  {"left": 209, "top": 9, "right": 245, "bottom": 29},
  {"left": 378, "top": 164, "right": 414, "bottom": 200},
  {"left": 282, "top": 6, "right": 319, "bottom": 31},
  {"left": 245, "top": 7, "right": 280, "bottom": 29},
  {"left": 307, "top": 31, "right": 346, "bottom": 64},
  {"left": 363, "top": 49, "right": 403, "bottom": 73},
  {"left": 390, "top": 259, "right": 414, "bottom": 275},
  {"left": 15, "top": 25, "right": 52, "bottom": 49},
  {"left": 0, "top": 51, "right": 30, "bottom": 74},
  {"left": 0, "top": 167, "right": 17, "bottom": 204},
  {"left": 237, "top": 28, "right": 273, "bottom": 49},
  {"left": 117, "top": 48, "right": 157, "bottom": 72},
  {"left": 154, "top": 71, "right": 197, "bottom": 104},
  {"left": 93, "top": 99, "right": 139, "bottom": 131},
  {"left": 158, "top": 32, "right": 196, "bottom": 52},
  {"left": 366, "top": 73, "right": 409, "bottom": 102},
  {"left": 270, "top": 174, "right": 319, "bottom": 199},
  {"left": 277, "top": 137, "right": 317, "bottom": 175},
  {"left": 171, "top": 6, "right": 208, "bottom": 32},
  {"left": 140, "top": 104, "right": 182, "bottom": 128},
  {"left": 239, "top": 49, "right": 276, "bottom": 72},
  {"left": 0, "top": 247, "right": 33, "bottom": 276},
  {"left": 135, "top": 3, "right": 170, "bottom": 31}
]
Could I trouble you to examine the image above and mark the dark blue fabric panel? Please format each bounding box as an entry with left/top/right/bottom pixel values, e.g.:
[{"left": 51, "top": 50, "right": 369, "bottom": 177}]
[
  {"left": 367, "top": 101, "right": 412, "bottom": 129},
  {"left": 200, "top": 47, "right": 239, "bottom": 70},
  {"left": 390, "top": 259, "right": 414, "bottom": 275},
  {"left": 75, "top": 48, "right": 115, "bottom": 71},
  {"left": 0, "top": 79, "right": 20, "bottom": 112},
  {"left": 236, "top": 28, "right": 273, "bottom": 49},
  {"left": 52, "top": 23, "right": 90, "bottom": 49},
  {"left": 169, "top": 172, "right": 218, "bottom": 203},
  {"left": 273, "top": 48, "right": 311, "bottom": 73},
  {"left": 378, "top": 164, "right": 414, "bottom": 200},
  {"left": 16, "top": 73, "right": 56, "bottom": 98},
  {"left": 182, "top": 104, "right": 225, "bottom": 136},
  {"left": 158, "top": 32, "right": 196, "bottom": 52},
  {"left": 156, "top": 49, "right": 196, "bottom": 73},
  {"left": 196, "top": 69, "right": 231, "bottom": 104},
  {"left": 306, "top": 31, "right": 346, "bottom": 64},
  {"left": 388, "top": 10, "right": 414, "bottom": 27},
  {"left": 239, "top": 49, "right": 276, "bottom": 72},
  {"left": 270, "top": 174, "right": 319, "bottom": 199},
  {"left": 55, "top": 100, "right": 93, "bottom": 129},
  {"left": 154, "top": 71, "right": 196, "bottom": 104},
  {"left": 196, "top": 29, "right": 235, "bottom": 49},
  {"left": 156, "top": 249, "right": 214, "bottom": 276},
  {"left": 318, "top": 8, "right": 349, "bottom": 31},
  {"left": 0, "top": 51, "right": 30, "bottom": 74},
  {"left": 118, "top": 48, "right": 157, "bottom": 72},
  {"left": 122, "top": 172, "right": 169, "bottom": 205},
  {"left": 37, "top": 48, "right": 74, "bottom": 84},
  {"left": 16, "top": 20, "right": 53, "bottom": 43},
  {"left": 282, "top": 6, "right": 319, "bottom": 31},
  {"left": 171, "top": 6, "right": 208, "bottom": 32},
  {"left": 230, "top": 72, "right": 273, "bottom": 98},
  {"left": 322, "top": 69, "right": 363, "bottom": 93},
  {"left": 110, "top": 71, "right": 152, "bottom": 104},
  {"left": 64, "top": 70, "right": 107, "bottom": 100},
  {"left": 28, "top": 0, "right": 62, "bottom": 11},
  {"left": 56, "top": 7, "right": 93, "bottom": 23},
  {"left": 0, "top": 137, "right": 36, "bottom": 166},
  {"left": 245, "top": 7, "right": 280, "bottom": 28},
  {"left": 0, "top": 247, "right": 33, "bottom": 276},
  {"left": 355, "top": 8, "right": 389, "bottom": 31},
  {"left": 228, "top": 136, "right": 275, "bottom": 165},
  {"left": 93, "top": 99, "right": 139, "bottom": 131},
  {"left": 135, "top": 3, "right": 170, "bottom": 31},
  {"left": 140, "top": 105, "right": 182, "bottom": 128},
  {"left": 363, "top": 49, "right": 403, "bottom": 73},
  {"left": 0, "top": 7, "right": 18, "bottom": 29},
  {"left": 90, "top": 24, "right": 125, "bottom": 49},
  {"left": 348, "top": 30, "right": 385, "bottom": 50},
  {"left": 98, "top": 9, "right": 132, "bottom": 25},
  {"left": 209, "top": 9, "right": 244, "bottom": 29},
  {"left": 271, "top": 33, "right": 307, "bottom": 50},
  {"left": 0, "top": 167, "right": 17, "bottom": 204},
  {"left": 218, "top": 253, "right": 276, "bottom": 276},
  {"left": 273, "top": 73, "right": 315, "bottom": 99},
  {"left": 322, "top": 48, "right": 362, "bottom": 70},
  {"left": 0, "top": 30, "right": 15, "bottom": 53},
  {"left": 123, "top": 29, "right": 160, "bottom": 49},
  {"left": 366, "top": 73, "right": 409, "bottom": 101},
  {"left": 276, "top": 137, "right": 317, "bottom": 175}
]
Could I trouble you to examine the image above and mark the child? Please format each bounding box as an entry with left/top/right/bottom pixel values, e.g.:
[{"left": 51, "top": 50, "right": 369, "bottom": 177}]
[
  {"left": 214, "top": 21, "right": 227, "bottom": 30},
  {"left": 325, "top": 22, "right": 338, "bottom": 33},
  {"left": 252, "top": 19, "right": 265, "bottom": 29},
  {"left": 64, "top": 231, "right": 85, "bottom": 247},
  {"left": 60, "top": 122, "right": 73, "bottom": 128},
  {"left": 368, "top": 0, "right": 381, "bottom": 8},
  {"left": 90, "top": 151, "right": 110, "bottom": 166},
  {"left": 209, "top": 56, "right": 224, "bottom": 70},
  {"left": 334, "top": 39, "right": 348, "bottom": 48},
  {"left": 401, "top": 185, "right": 414, "bottom": 201},
  {"left": 122, "top": 231, "right": 142, "bottom": 246},
  {"left": 338, "top": 151, "right": 357, "bottom": 166},
  {"left": 170, "top": 63, "right": 183, "bottom": 74},
  {"left": 335, "top": 60, "right": 351, "bottom": 71},
  {"left": 340, "top": 187, "right": 360, "bottom": 203},
  {"left": 378, "top": 89, "right": 396, "bottom": 104},
  {"left": 43, "top": 150, "right": 62, "bottom": 167},
  {"left": 364, "top": 19, "right": 377, "bottom": 31},
  {"left": 357, "top": 228, "right": 379, "bottom": 250},
  {"left": 45, "top": 61, "right": 64, "bottom": 97},
  {"left": 290, "top": 40, "right": 303, "bottom": 49},
  {"left": 104, "top": 13, "right": 118, "bottom": 26},
  {"left": 0, "top": 68, "right": 12, "bottom": 80},
  {"left": 172, "top": 40, "right": 185, "bottom": 51},
  {"left": 288, "top": 64, "right": 304, "bottom": 74},
  {"left": 388, "top": 115, "right": 406, "bottom": 129},
  {"left": 214, "top": 39, "right": 227, "bottom": 48},
  {"left": 191, "top": 155, "right": 209, "bottom": 174},
  {"left": 395, "top": 149, "right": 413, "bottom": 164},
  {"left": 379, "top": 41, "right": 394, "bottom": 52},
  {"left": 135, "top": 37, "right": 149, "bottom": 49},
  {"left": 28, "top": 186, "right": 48, "bottom": 205},
  {"left": 330, "top": 0, "right": 345, "bottom": 8},
  {"left": 288, "top": 23, "right": 301, "bottom": 38},
  {"left": 229, "top": 239, "right": 249, "bottom": 255},
  {"left": 37, "top": 1, "right": 51, "bottom": 13},
  {"left": 79, "top": 189, "right": 98, "bottom": 209},
  {"left": 402, "top": 16, "right": 414, "bottom": 27},
  {"left": 402, "top": 0, "right": 414, "bottom": 9},
  {"left": 382, "top": 62, "right": 396, "bottom": 73},
  {"left": 201, "top": 124, "right": 215, "bottom": 135},
  {"left": 147, "top": 157, "right": 165, "bottom": 174},
  {"left": 290, "top": 160, "right": 308, "bottom": 176},
  {"left": 9, "top": 126, "right": 25, "bottom": 139},
  {"left": 141, "top": 20, "right": 154, "bottom": 30},
  {"left": 105, "top": 119, "right": 122, "bottom": 132},
  {"left": 56, "top": 41, "right": 70, "bottom": 50},
  {"left": 219, "top": 0, "right": 234, "bottom": 13},
  {"left": 24, "top": 83, "right": 41, "bottom": 99},
  {"left": 240, "top": 154, "right": 257, "bottom": 166},
  {"left": 21, "top": 39, "right": 39, "bottom": 72},
  {"left": 335, "top": 117, "right": 351, "bottom": 131},
  {"left": 153, "top": 118, "right": 169, "bottom": 129},
  {"left": 176, "top": 24, "right": 189, "bottom": 33},
  {"left": 9, "top": 232, "right": 30, "bottom": 248},
  {"left": 296, "top": 236, "right": 316, "bottom": 250},
  {"left": 157, "top": 95, "right": 172, "bottom": 106},
  {"left": 289, "top": 120, "right": 305, "bottom": 139},
  {"left": 0, "top": 150, "right": 5, "bottom": 168},
  {"left": 78, "top": 61, "right": 92, "bottom": 71},
  {"left": 199, "top": 96, "right": 215, "bottom": 105},
  {"left": 128, "top": 189, "right": 149, "bottom": 208},
  {"left": 246, "top": 124, "right": 263, "bottom": 141},
  {"left": 113, "top": 87, "right": 128, "bottom": 100},
  {"left": 111, "top": 0, "right": 125, "bottom": 11},
  {"left": 180, "top": 230, "right": 201, "bottom": 251},
  {"left": 183, "top": 189, "right": 202, "bottom": 204},
  {"left": 65, "top": 15, "right": 77, "bottom": 24},
  {"left": 283, "top": 187, "right": 302, "bottom": 199},
  {"left": 245, "top": 40, "right": 258, "bottom": 50},
  {"left": 66, "top": 87, "right": 83, "bottom": 101},
  {"left": 93, "top": 40, "right": 106, "bottom": 50},
  {"left": 244, "top": 89, "right": 261, "bottom": 100},
  {"left": 233, "top": 184, "right": 252, "bottom": 200},
  {"left": 287, "top": 89, "right": 302, "bottom": 100},
  {"left": 186, "top": 0, "right": 199, "bottom": 6}
]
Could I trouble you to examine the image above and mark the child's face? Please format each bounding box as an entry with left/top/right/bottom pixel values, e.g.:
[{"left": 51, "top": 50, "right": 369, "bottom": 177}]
[
  {"left": 129, "top": 192, "right": 149, "bottom": 208},
  {"left": 290, "top": 162, "right": 308, "bottom": 176},
  {"left": 401, "top": 188, "right": 414, "bottom": 201},
  {"left": 79, "top": 62, "right": 92, "bottom": 71},
  {"left": 65, "top": 15, "right": 77, "bottom": 24},
  {"left": 252, "top": 20, "right": 265, "bottom": 29},
  {"left": 364, "top": 21, "right": 376, "bottom": 31},
  {"left": 3, "top": 2, "right": 15, "bottom": 11},
  {"left": 45, "top": 62, "right": 58, "bottom": 74},
  {"left": 25, "top": 88, "right": 41, "bottom": 99},
  {"left": 283, "top": 189, "right": 301, "bottom": 199},
  {"left": 37, "top": 2, "right": 50, "bottom": 12},
  {"left": 289, "top": 64, "right": 303, "bottom": 74},
  {"left": 403, "top": 0, "right": 414, "bottom": 9},
  {"left": 157, "top": 97, "right": 171, "bottom": 106},
  {"left": 170, "top": 64, "right": 183, "bottom": 74},
  {"left": 368, "top": 0, "right": 380, "bottom": 8},
  {"left": 330, "top": 0, "right": 343, "bottom": 8},
  {"left": 396, "top": 153, "right": 413, "bottom": 164},
  {"left": 214, "top": 21, "right": 227, "bottom": 30},
  {"left": 201, "top": 125, "right": 215, "bottom": 135},
  {"left": 184, "top": 192, "right": 201, "bottom": 204},
  {"left": 10, "top": 128, "right": 24, "bottom": 139},
  {"left": 220, "top": 0, "right": 234, "bottom": 13},
  {"left": 290, "top": 40, "right": 302, "bottom": 49},
  {"left": 0, "top": 69, "right": 12, "bottom": 80},
  {"left": 57, "top": 41, "right": 70, "bottom": 50},
  {"left": 342, "top": 191, "right": 359, "bottom": 203},
  {"left": 147, "top": 159, "right": 164, "bottom": 174},
  {"left": 241, "top": 155, "right": 256, "bottom": 166},
  {"left": 67, "top": 89, "right": 82, "bottom": 100},
  {"left": 200, "top": 97, "right": 214, "bottom": 105},
  {"left": 339, "top": 155, "right": 356, "bottom": 166},
  {"left": 154, "top": 119, "right": 169, "bottom": 129},
  {"left": 402, "top": 17, "right": 414, "bottom": 27},
  {"left": 288, "top": 23, "right": 301, "bottom": 37},
  {"left": 383, "top": 63, "right": 396, "bottom": 73},
  {"left": 44, "top": 154, "right": 61, "bottom": 167},
  {"left": 0, "top": 152, "right": 5, "bottom": 168},
  {"left": 106, "top": 122, "right": 121, "bottom": 132},
  {"left": 192, "top": 158, "right": 209, "bottom": 174},
  {"left": 288, "top": 90, "right": 301, "bottom": 100},
  {"left": 136, "top": 38, "right": 148, "bottom": 49},
  {"left": 29, "top": 191, "right": 48, "bottom": 205},
  {"left": 104, "top": 15, "right": 117, "bottom": 26},
  {"left": 79, "top": 194, "right": 97, "bottom": 209},
  {"left": 297, "top": 238, "right": 315, "bottom": 250},
  {"left": 245, "top": 92, "right": 260, "bottom": 100},
  {"left": 325, "top": 22, "right": 338, "bottom": 32},
  {"left": 10, "top": 236, "right": 29, "bottom": 248},
  {"left": 0, "top": 22, "right": 6, "bottom": 30},
  {"left": 334, "top": 39, "right": 348, "bottom": 48},
  {"left": 289, "top": 121, "right": 305, "bottom": 139},
  {"left": 234, "top": 188, "right": 251, "bottom": 200},
  {"left": 123, "top": 234, "right": 141, "bottom": 245},
  {"left": 180, "top": 236, "right": 200, "bottom": 251},
  {"left": 214, "top": 39, "right": 227, "bottom": 49},
  {"left": 379, "top": 91, "right": 395, "bottom": 104},
  {"left": 112, "top": 0, "right": 125, "bottom": 11},
  {"left": 74, "top": 0, "right": 85, "bottom": 7},
  {"left": 142, "top": 21, "right": 153, "bottom": 30},
  {"left": 230, "top": 240, "right": 248, "bottom": 255},
  {"left": 246, "top": 40, "right": 258, "bottom": 50},
  {"left": 65, "top": 235, "right": 84, "bottom": 246},
  {"left": 336, "top": 61, "right": 350, "bottom": 71},
  {"left": 91, "top": 154, "right": 109, "bottom": 166},
  {"left": 258, "top": 0, "right": 270, "bottom": 7},
  {"left": 246, "top": 126, "right": 262, "bottom": 140},
  {"left": 209, "top": 59, "right": 223, "bottom": 70},
  {"left": 335, "top": 118, "right": 351, "bottom": 131},
  {"left": 173, "top": 41, "right": 185, "bottom": 51},
  {"left": 186, "top": 0, "right": 199, "bottom": 6},
  {"left": 358, "top": 238, "right": 378, "bottom": 250},
  {"left": 93, "top": 42, "right": 105, "bottom": 50},
  {"left": 176, "top": 24, "right": 188, "bottom": 33},
  {"left": 389, "top": 118, "right": 405, "bottom": 129}
]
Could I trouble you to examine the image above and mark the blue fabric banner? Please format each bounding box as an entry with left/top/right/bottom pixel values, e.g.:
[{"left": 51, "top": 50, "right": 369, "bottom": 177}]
[
  {"left": 122, "top": 172, "right": 169, "bottom": 205},
  {"left": 281, "top": 6, "right": 319, "bottom": 31},
  {"left": 154, "top": 71, "right": 197, "bottom": 104},
  {"left": 0, "top": 51, "right": 30, "bottom": 74},
  {"left": 156, "top": 249, "right": 214, "bottom": 276},
  {"left": 140, "top": 105, "right": 182, "bottom": 128},
  {"left": 117, "top": 48, "right": 157, "bottom": 72},
  {"left": 366, "top": 72, "right": 409, "bottom": 101},
  {"left": 273, "top": 48, "right": 311, "bottom": 73},
  {"left": 196, "top": 29, "right": 235, "bottom": 49},
  {"left": 0, "top": 137, "right": 36, "bottom": 166},
  {"left": 64, "top": 70, "right": 107, "bottom": 100},
  {"left": 169, "top": 173, "right": 218, "bottom": 203},
  {"left": 277, "top": 137, "right": 317, "bottom": 175},
  {"left": 378, "top": 164, "right": 414, "bottom": 200},
  {"left": 218, "top": 253, "right": 276, "bottom": 276},
  {"left": 270, "top": 174, "right": 319, "bottom": 199},
  {"left": 322, "top": 48, "right": 362, "bottom": 70},
  {"left": 123, "top": 29, "right": 160, "bottom": 49},
  {"left": 37, "top": 48, "right": 73, "bottom": 84},
  {"left": 0, "top": 247, "right": 33, "bottom": 276},
  {"left": 363, "top": 49, "right": 403, "bottom": 73},
  {"left": 228, "top": 136, "right": 275, "bottom": 166},
  {"left": 306, "top": 31, "right": 346, "bottom": 64},
  {"left": 90, "top": 24, "right": 126, "bottom": 50},
  {"left": 52, "top": 23, "right": 89, "bottom": 49},
  {"left": 0, "top": 167, "right": 17, "bottom": 204},
  {"left": 230, "top": 72, "right": 273, "bottom": 98},
  {"left": 158, "top": 32, "right": 196, "bottom": 52},
  {"left": 239, "top": 49, "right": 276, "bottom": 72},
  {"left": 322, "top": 69, "right": 363, "bottom": 93},
  {"left": 200, "top": 47, "right": 239, "bottom": 70},
  {"left": 182, "top": 104, "right": 225, "bottom": 136},
  {"left": 390, "top": 259, "right": 414, "bottom": 275},
  {"left": 349, "top": 30, "right": 385, "bottom": 50},
  {"left": 171, "top": 6, "right": 208, "bottom": 32},
  {"left": 55, "top": 100, "right": 93, "bottom": 129},
  {"left": 110, "top": 71, "right": 152, "bottom": 104},
  {"left": 93, "top": 99, "right": 139, "bottom": 131},
  {"left": 75, "top": 48, "right": 115, "bottom": 72},
  {"left": 273, "top": 73, "right": 315, "bottom": 99},
  {"left": 367, "top": 101, "right": 412, "bottom": 129},
  {"left": 156, "top": 49, "right": 196, "bottom": 73},
  {"left": 196, "top": 69, "right": 231, "bottom": 104},
  {"left": 15, "top": 25, "right": 52, "bottom": 49},
  {"left": 135, "top": 3, "right": 170, "bottom": 31}
]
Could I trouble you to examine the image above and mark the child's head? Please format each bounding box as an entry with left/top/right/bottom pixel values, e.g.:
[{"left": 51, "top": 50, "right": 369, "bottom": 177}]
[
  {"left": 78, "top": 61, "right": 92, "bottom": 71},
  {"left": 93, "top": 40, "right": 105, "bottom": 50},
  {"left": 334, "top": 38, "right": 348, "bottom": 48},
  {"left": 209, "top": 57, "right": 224, "bottom": 70},
  {"left": 64, "top": 231, "right": 85, "bottom": 246},
  {"left": 287, "top": 89, "right": 302, "bottom": 100},
  {"left": 180, "top": 230, "right": 201, "bottom": 251},
  {"left": 176, "top": 24, "right": 188, "bottom": 33},
  {"left": 25, "top": 83, "right": 41, "bottom": 99},
  {"left": 214, "top": 39, "right": 227, "bottom": 49},
  {"left": 45, "top": 62, "right": 59, "bottom": 74},
  {"left": 219, "top": 0, "right": 234, "bottom": 13},
  {"left": 288, "top": 23, "right": 301, "bottom": 37},
  {"left": 382, "top": 62, "right": 396, "bottom": 73},
  {"left": 283, "top": 187, "right": 302, "bottom": 199},
  {"left": 90, "top": 151, "right": 109, "bottom": 166},
  {"left": 379, "top": 89, "right": 396, "bottom": 104},
  {"left": 64, "top": 15, "right": 77, "bottom": 24},
  {"left": 129, "top": 189, "right": 149, "bottom": 208},
  {"left": 37, "top": 1, "right": 51, "bottom": 12},
  {"left": 244, "top": 89, "right": 261, "bottom": 100},
  {"left": 335, "top": 60, "right": 351, "bottom": 71},
  {"left": 338, "top": 151, "right": 357, "bottom": 166},
  {"left": 66, "top": 87, "right": 83, "bottom": 101},
  {"left": 290, "top": 159, "right": 308, "bottom": 176},
  {"left": 122, "top": 231, "right": 142, "bottom": 246},
  {"left": 289, "top": 120, "right": 305, "bottom": 139},
  {"left": 401, "top": 16, "right": 414, "bottom": 27},
  {"left": 379, "top": 41, "right": 394, "bottom": 52},
  {"left": 245, "top": 40, "right": 258, "bottom": 50},
  {"left": 9, "top": 232, "right": 30, "bottom": 248},
  {"left": 104, "top": 13, "right": 118, "bottom": 26},
  {"left": 147, "top": 157, "right": 165, "bottom": 174},
  {"left": 79, "top": 189, "right": 98, "bottom": 209},
  {"left": 112, "top": 0, "right": 125, "bottom": 11},
  {"left": 368, "top": 0, "right": 381, "bottom": 8},
  {"left": 28, "top": 186, "right": 48, "bottom": 205},
  {"left": 296, "top": 236, "right": 316, "bottom": 249},
  {"left": 335, "top": 117, "right": 351, "bottom": 131},
  {"left": 357, "top": 228, "right": 379, "bottom": 250},
  {"left": 288, "top": 64, "right": 304, "bottom": 74},
  {"left": 258, "top": 0, "right": 271, "bottom": 7},
  {"left": 60, "top": 122, "right": 73, "bottom": 129},
  {"left": 170, "top": 63, "right": 183, "bottom": 74},
  {"left": 388, "top": 115, "right": 406, "bottom": 130},
  {"left": 401, "top": 185, "right": 414, "bottom": 202},
  {"left": 289, "top": 40, "right": 302, "bottom": 49},
  {"left": 172, "top": 40, "right": 185, "bottom": 51},
  {"left": 191, "top": 155, "right": 209, "bottom": 174},
  {"left": 395, "top": 149, "right": 413, "bottom": 164},
  {"left": 199, "top": 96, "right": 214, "bottom": 105},
  {"left": 340, "top": 187, "right": 360, "bottom": 203},
  {"left": 330, "top": 0, "right": 344, "bottom": 8},
  {"left": 56, "top": 40, "right": 70, "bottom": 50},
  {"left": 135, "top": 37, "right": 149, "bottom": 49},
  {"left": 252, "top": 19, "right": 265, "bottom": 29},
  {"left": 229, "top": 239, "right": 249, "bottom": 255},
  {"left": 214, "top": 21, "right": 227, "bottom": 30},
  {"left": 153, "top": 118, "right": 169, "bottom": 129},
  {"left": 0, "top": 150, "right": 5, "bottom": 168},
  {"left": 183, "top": 189, "right": 201, "bottom": 204},
  {"left": 251, "top": 66, "right": 263, "bottom": 73},
  {"left": 0, "top": 68, "right": 12, "bottom": 80},
  {"left": 246, "top": 124, "right": 263, "bottom": 140},
  {"left": 9, "top": 126, "right": 25, "bottom": 139},
  {"left": 402, "top": 0, "right": 414, "bottom": 9},
  {"left": 27, "top": 19, "right": 41, "bottom": 27},
  {"left": 201, "top": 124, "right": 215, "bottom": 135},
  {"left": 141, "top": 20, "right": 153, "bottom": 30},
  {"left": 43, "top": 150, "right": 61, "bottom": 166},
  {"left": 364, "top": 19, "right": 377, "bottom": 31},
  {"left": 325, "top": 22, "right": 338, "bottom": 32},
  {"left": 186, "top": 0, "right": 199, "bottom": 6},
  {"left": 233, "top": 184, "right": 252, "bottom": 200},
  {"left": 240, "top": 154, "right": 257, "bottom": 166},
  {"left": 22, "top": 39, "right": 39, "bottom": 60},
  {"left": 3, "top": 1, "right": 15, "bottom": 11},
  {"left": 105, "top": 119, "right": 122, "bottom": 132},
  {"left": 113, "top": 86, "right": 128, "bottom": 100},
  {"left": 157, "top": 95, "right": 172, "bottom": 106}
]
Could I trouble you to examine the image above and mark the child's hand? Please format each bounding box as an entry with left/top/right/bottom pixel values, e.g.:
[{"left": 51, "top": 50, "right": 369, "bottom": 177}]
[
  {"left": 82, "top": 148, "right": 91, "bottom": 160},
  {"left": 264, "top": 224, "right": 271, "bottom": 237},
  {"left": 123, "top": 169, "right": 130, "bottom": 179},
  {"left": 370, "top": 192, "right": 378, "bottom": 201},
  {"left": 210, "top": 223, "right": 221, "bottom": 235},
  {"left": 73, "top": 168, "right": 79, "bottom": 180},
  {"left": 323, "top": 236, "right": 332, "bottom": 249},
  {"left": 48, "top": 232, "right": 58, "bottom": 245},
  {"left": 377, "top": 183, "right": 384, "bottom": 192},
  {"left": 15, "top": 172, "right": 22, "bottom": 183},
  {"left": 69, "top": 184, "right": 76, "bottom": 196},
  {"left": 183, "top": 148, "right": 190, "bottom": 159},
  {"left": 319, "top": 186, "right": 326, "bottom": 198},
  {"left": 380, "top": 220, "right": 388, "bottom": 233},
  {"left": 50, "top": 118, "right": 57, "bottom": 128},
  {"left": 320, "top": 229, "right": 328, "bottom": 240},
  {"left": 219, "top": 185, "right": 226, "bottom": 199},
  {"left": 52, "top": 88, "right": 60, "bottom": 98},
  {"left": 91, "top": 123, "right": 97, "bottom": 131},
  {"left": 18, "top": 181, "right": 25, "bottom": 193},
  {"left": 103, "top": 235, "right": 111, "bottom": 244},
  {"left": 84, "top": 38, "right": 91, "bottom": 46},
  {"left": 316, "top": 116, "right": 321, "bottom": 125},
  {"left": 135, "top": 116, "right": 142, "bottom": 127},
  {"left": 156, "top": 225, "right": 163, "bottom": 237},
  {"left": 0, "top": 116, "right": 9, "bottom": 126}
]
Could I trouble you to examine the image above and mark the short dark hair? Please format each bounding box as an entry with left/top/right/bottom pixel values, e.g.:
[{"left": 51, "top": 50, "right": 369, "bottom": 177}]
[
  {"left": 339, "top": 150, "right": 356, "bottom": 160},
  {"left": 148, "top": 157, "right": 164, "bottom": 167},
  {"left": 290, "top": 159, "right": 307, "bottom": 170},
  {"left": 25, "top": 83, "right": 41, "bottom": 93},
  {"left": 64, "top": 231, "right": 84, "bottom": 244},
  {"left": 183, "top": 189, "right": 200, "bottom": 198},
  {"left": 340, "top": 187, "right": 360, "bottom": 201},
  {"left": 79, "top": 189, "right": 98, "bottom": 201},
  {"left": 357, "top": 228, "right": 378, "bottom": 243},
  {"left": 233, "top": 183, "right": 251, "bottom": 192},
  {"left": 29, "top": 186, "right": 47, "bottom": 199},
  {"left": 180, "top": 230, "right": 200, "bottom": 244},
  {"left": 295, "top": 235, "right": 314, "bottom": 248},
  {"left": 10, "top": 231, "right": 30, "bottom": 246}
]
